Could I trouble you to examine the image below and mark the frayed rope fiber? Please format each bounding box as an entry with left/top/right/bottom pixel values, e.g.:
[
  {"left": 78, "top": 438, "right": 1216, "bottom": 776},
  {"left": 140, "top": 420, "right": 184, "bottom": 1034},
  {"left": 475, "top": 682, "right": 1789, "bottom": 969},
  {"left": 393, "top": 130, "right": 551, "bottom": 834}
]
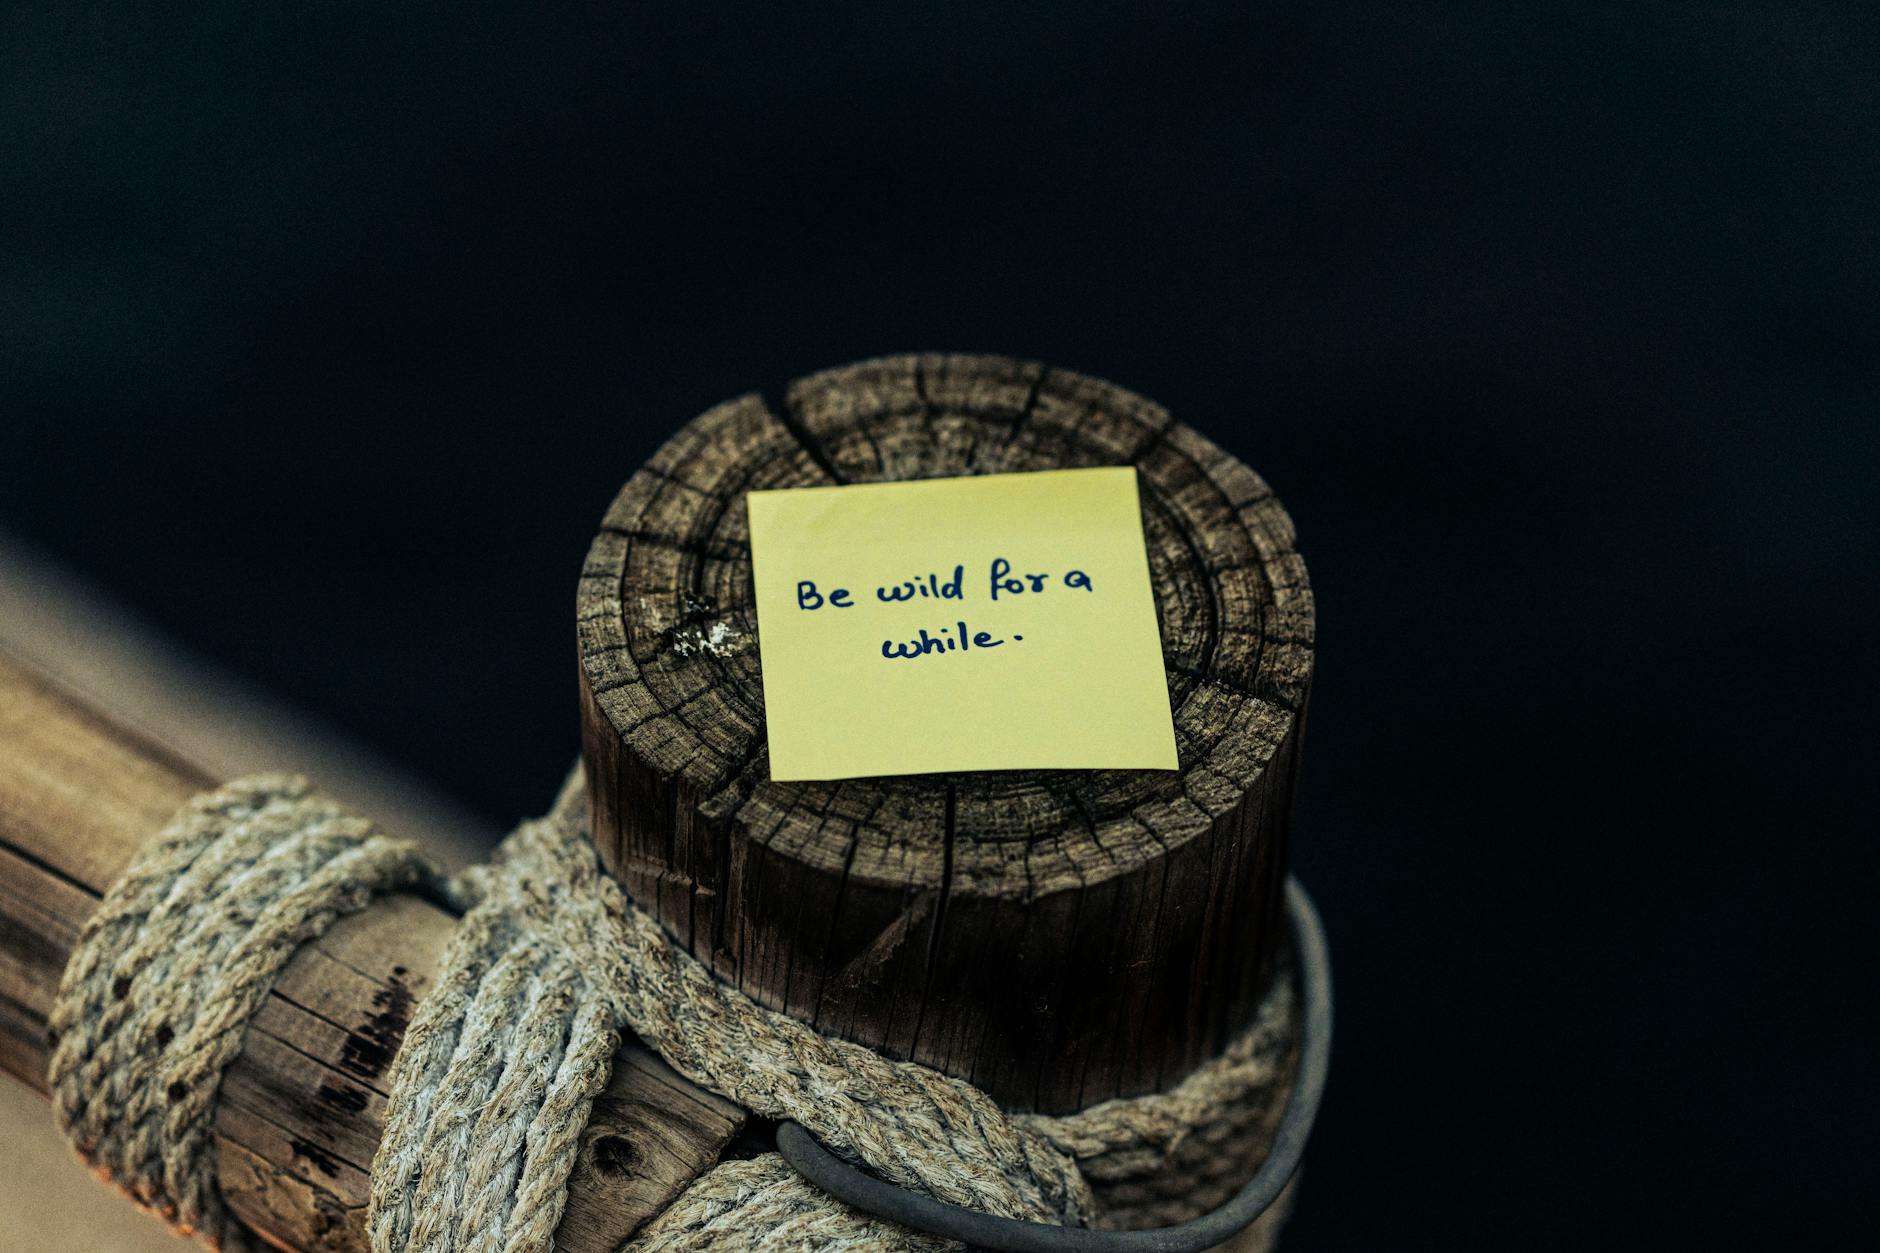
[{"left": 51, "top": 773, "right": 1297, "bottom": 1252}]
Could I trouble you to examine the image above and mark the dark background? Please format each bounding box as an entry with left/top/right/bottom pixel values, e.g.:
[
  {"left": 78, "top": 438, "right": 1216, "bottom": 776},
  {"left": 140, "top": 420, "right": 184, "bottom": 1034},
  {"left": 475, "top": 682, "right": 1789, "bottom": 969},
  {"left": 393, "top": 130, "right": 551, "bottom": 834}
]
[{"left": 4, "top": 4, "right": 1874, "bottom": 1248}]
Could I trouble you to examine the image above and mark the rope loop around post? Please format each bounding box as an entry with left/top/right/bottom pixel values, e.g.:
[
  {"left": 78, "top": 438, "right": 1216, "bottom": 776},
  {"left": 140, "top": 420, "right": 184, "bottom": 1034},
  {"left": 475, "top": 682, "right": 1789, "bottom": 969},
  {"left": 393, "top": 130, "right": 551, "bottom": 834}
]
[
  {"left": 51, "top": 772, "right": 1328, "bottom": 1252},
  {"left": 774, "top": 877, "right": 1333, "bottom": 1253},
  {"left": 46, "top": 774, "right": 434, "bottom": 1251}
]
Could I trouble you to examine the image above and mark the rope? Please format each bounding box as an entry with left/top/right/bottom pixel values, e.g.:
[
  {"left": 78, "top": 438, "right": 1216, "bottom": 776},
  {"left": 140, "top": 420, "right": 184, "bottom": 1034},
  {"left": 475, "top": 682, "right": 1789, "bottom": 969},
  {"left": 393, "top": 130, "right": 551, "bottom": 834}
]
[
  {"left": 47, "top": 775, "right": 435, "bottom": 1250},
  {"left": 50, "top": 773, "right": 1297, "bottom": 1252}
]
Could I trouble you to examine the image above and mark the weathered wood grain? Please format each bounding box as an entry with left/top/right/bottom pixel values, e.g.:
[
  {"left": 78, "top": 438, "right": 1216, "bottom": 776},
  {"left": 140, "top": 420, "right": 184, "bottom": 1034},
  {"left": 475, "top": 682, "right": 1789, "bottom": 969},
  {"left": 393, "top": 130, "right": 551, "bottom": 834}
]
[
  {"left": 0, "top": 652, "right": 742, "bottom": 1252},
  {"left": 579, "top": 354, "right": 1314, "bottom": 1114}
]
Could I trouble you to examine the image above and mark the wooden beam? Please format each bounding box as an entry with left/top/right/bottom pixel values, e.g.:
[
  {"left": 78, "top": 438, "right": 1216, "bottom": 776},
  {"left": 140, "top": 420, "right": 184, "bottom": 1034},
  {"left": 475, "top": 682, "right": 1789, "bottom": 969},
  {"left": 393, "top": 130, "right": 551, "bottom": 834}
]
[{"left": 0, "top": 652, "right": 743, "bottom": 1253}]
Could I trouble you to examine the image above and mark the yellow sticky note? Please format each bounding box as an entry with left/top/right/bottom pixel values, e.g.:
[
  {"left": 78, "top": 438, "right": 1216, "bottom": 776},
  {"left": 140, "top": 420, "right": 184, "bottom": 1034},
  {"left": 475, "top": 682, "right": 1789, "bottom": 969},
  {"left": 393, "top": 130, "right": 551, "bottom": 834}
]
[{"left": 747, "top": 467, "right": 1178, "bottom": 781}]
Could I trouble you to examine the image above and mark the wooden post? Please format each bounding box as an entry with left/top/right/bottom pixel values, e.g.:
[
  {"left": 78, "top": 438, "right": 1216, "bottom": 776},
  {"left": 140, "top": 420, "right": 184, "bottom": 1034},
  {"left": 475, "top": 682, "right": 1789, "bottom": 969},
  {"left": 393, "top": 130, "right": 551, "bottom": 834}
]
[
  {"left": 0, "top": 654, "right": 743, "bottom": 1253},
  {"left": 579, "top": 354, "right": 1313, "bottom": 1114}
]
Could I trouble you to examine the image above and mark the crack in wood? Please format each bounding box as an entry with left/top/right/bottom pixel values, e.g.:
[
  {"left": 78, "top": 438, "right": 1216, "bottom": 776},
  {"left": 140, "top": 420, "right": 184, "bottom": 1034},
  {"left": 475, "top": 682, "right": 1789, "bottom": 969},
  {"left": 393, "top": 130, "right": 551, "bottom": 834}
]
[{"left": 577, "top": 355, "right": 1312, "bottom": 1112}]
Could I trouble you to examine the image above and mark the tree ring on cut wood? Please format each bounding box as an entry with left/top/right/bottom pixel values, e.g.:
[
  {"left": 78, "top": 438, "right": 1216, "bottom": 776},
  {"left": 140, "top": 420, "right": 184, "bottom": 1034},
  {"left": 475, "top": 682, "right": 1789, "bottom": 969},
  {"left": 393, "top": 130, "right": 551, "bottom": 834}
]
[{"left": 577, "top": 354, "right": 1312, "bottom": 1115}]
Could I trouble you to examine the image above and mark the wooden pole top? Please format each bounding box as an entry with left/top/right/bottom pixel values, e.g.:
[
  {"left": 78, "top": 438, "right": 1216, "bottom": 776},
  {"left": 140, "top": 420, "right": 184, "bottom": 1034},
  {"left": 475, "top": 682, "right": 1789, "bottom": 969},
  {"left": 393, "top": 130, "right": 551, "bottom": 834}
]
[{"left": 578, "top": 354, "right": 1312, "bottom": 1113}]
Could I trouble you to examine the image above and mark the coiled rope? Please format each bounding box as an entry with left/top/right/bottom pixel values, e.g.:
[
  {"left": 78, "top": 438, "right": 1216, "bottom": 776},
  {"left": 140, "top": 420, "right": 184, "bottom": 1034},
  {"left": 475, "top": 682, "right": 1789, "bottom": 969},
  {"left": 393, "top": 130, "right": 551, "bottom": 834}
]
[{"left": 50, "top": 774, "right": 1297, "bottom": 1252}]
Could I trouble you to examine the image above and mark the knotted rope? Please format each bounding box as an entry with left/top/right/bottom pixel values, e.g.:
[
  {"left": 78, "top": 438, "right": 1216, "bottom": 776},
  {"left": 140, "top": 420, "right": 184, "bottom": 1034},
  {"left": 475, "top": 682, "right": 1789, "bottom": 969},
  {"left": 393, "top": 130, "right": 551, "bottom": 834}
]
[{"left": 50, "top": 774, "right": 1296, "bottom": 1252}]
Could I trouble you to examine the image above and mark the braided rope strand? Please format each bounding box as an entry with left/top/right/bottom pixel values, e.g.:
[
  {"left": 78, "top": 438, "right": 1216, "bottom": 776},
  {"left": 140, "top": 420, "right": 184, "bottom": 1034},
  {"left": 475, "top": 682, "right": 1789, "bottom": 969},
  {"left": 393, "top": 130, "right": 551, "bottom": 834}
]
[
  {"left": 370, "top": 773, "right": 1294, "bottom": 1251},
  {"left": 47, "top": 775, "right": 432, "bottom": 1250},
  {"left": 626, "top": 1156, "right": 954, "bottom": 1253}
]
